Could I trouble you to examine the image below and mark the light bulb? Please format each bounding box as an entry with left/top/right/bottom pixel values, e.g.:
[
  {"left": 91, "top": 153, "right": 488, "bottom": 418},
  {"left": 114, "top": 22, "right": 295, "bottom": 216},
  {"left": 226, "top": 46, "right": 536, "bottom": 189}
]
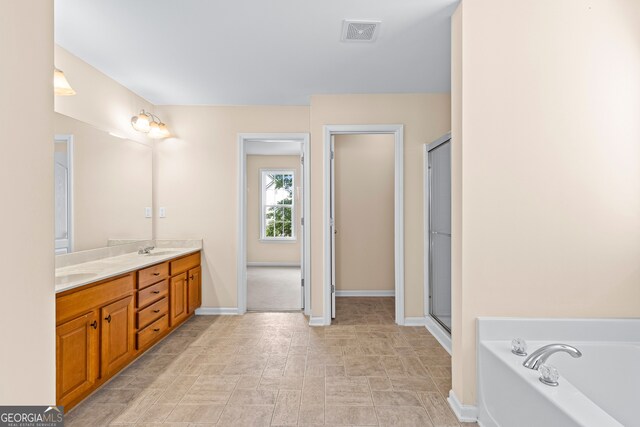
[
  {"left": 131, "top": 111, "right": 151, "bottom": 132},
  {"left": 148, "top": 121, "right": 164, "bottom": 139},
  {"left": 158, "top": 123, "right": 171, "bottom": 138}
]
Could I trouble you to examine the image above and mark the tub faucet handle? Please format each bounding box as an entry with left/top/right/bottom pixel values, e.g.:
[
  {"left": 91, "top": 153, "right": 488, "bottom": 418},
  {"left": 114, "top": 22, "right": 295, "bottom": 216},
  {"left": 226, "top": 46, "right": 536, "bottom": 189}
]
[
  {"left": 511, "top": 338, "right": 528, "bottom": 356},
  {"left": 538, "top": 364, "right": 560, "bottom": 387}
]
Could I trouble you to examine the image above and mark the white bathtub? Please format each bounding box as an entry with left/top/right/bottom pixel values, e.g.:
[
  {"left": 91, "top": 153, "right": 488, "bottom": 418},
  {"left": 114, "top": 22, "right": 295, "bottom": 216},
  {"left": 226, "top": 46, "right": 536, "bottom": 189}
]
[{"left": 477, "top": 318, "right": 640, "bottom": 427}]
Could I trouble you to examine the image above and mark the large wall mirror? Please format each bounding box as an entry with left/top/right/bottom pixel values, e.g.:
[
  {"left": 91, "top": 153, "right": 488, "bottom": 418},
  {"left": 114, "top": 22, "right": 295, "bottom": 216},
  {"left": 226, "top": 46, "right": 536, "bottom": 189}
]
[{"left": 54, "top": 113, "right": 153, "bottom": 253}]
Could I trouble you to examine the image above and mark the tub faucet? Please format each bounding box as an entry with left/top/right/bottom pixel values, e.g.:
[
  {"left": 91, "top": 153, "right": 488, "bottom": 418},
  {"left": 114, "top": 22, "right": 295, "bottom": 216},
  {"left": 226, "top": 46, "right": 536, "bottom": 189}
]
[{"left": 523, "top": 343, "right": 582, "bottom": 370}]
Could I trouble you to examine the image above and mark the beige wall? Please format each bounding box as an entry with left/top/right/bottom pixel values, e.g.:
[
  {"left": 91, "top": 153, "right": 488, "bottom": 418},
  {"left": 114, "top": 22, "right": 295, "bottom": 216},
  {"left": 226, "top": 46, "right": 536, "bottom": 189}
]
[
  {"left": 54, "top": 45, "right": 154, "bottom": 144},
  {"left": 334, "top": 134, "right": 395, "bottom": 292},
  {"left": 155, "top": 106, "right": 310, "bottom": 308},
  {"left": 310, "top": 94, "right": 451, "bottom": 317},
  {"left": 452, "top": 0, "right": 640, "bottom": 405},
  {"left": 247, "top": 155, "right": 301, "bottom": 264},
  {"left": 0, "top": 0, "right": 55, "bottom": 404},
  {"left": 55, "top": 113, "right": 153, "bottom": 251}
]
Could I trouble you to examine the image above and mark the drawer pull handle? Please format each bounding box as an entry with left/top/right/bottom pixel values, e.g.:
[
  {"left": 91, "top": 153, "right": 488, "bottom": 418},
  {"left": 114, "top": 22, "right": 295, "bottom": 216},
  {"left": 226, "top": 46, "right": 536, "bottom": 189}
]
[
  {"left": 153, "top": 272, "right": 160, "bottom": 276},
  {"left": 105, "top": 314, "right": 111, "bottom": 323},
  {"left": 90, "top": 320, "right": 98, "bottom": 329},
  {"left": 189, "top": 275, "right": 195, "bottom": 280},
  {"left": 153, "top": 309, "right": 160, "bottom": 313},
  {"left": 153, "top": 328, "right": 160, "bottom": 332},
  {"left": 152, "top": 290, "right": 160, "bottom": 294}
]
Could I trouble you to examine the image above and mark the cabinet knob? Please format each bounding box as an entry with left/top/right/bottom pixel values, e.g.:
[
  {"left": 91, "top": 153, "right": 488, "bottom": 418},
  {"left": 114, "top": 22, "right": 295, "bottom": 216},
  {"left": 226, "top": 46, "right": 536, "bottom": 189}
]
[
  {"left": 153, "top": 309, "right": 160, "bottom": 313},
  {"left": 153, "top": 328, "right": 160, "bottom": 332},
  {"left": 152, "top": 290, "right": 160, "bottom": 294},
  {"left": 90, "top": 320, "right": 98, "bottom": 329},
  {"left": 189, "top": 275, "right": 195, "bottom": 280},
  {"left": 153, "top": 272, "right": 160, "bottom": 276},
  {"left": 105, "top": 314, "right": 111, "bottom": 323}
]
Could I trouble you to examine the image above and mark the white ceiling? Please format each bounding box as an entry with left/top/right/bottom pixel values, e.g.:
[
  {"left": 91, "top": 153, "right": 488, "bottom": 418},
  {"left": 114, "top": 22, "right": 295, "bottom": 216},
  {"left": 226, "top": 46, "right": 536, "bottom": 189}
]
[{"left": 55, "top": 0, "right": 458, "bottom": 106}]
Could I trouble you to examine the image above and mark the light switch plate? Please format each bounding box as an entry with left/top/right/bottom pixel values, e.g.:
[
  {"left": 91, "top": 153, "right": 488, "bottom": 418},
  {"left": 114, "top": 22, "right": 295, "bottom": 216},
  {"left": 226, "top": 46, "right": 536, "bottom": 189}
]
[
  {"left": 145, "top": 207, "right": 152, "bottom": 218},
  {"left": 159, "top": 207, "right": 166, "bottom": 218}
]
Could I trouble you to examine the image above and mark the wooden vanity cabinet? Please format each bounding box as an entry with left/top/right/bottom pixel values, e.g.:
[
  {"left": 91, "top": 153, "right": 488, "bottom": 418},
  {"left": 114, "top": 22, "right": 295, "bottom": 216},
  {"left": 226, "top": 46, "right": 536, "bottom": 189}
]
[
  {"left": 56, "top": 311, "right": 98, "bottom": 407},
  {"left": 100, "top": 295, "right": 135, "bottom": 377},
  {"left": 170, "top": 273, "right": 189, "bottom": 326},
  {"left": 187, "top": 266, "right": 202, "bottom": 314},
  {"left": 56, "top": 251, "right": 201, "bottom": 410}
]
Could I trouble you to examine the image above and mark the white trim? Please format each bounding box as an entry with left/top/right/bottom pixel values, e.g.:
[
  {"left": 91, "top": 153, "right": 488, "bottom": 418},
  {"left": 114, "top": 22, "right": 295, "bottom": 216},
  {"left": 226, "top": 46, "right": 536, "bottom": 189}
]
[
  {"left": 404, "top": 317, "right": 427, "bottom": 326},
  {"left": 323, "top": 125, "right": 404, "bottom": 326},
  {"left": 425, "top": 316, "right": 452, "bottom": 355},
  {"left": 54, "top": 134, "right": 74, "bottom": 254},
  {"left": 448, "top": 390, "right": 478, "bottom": 423},
  {"left": 237, "top": 133, "right": 311, "bottom": 316},
  {"left": 195, "top": 307, "right": 240, "bottom": 315},
  {"left": 247, "top": 262, "right": 301, "bottom": 268},
  {"left": 308, "top": 316, "right": 326, "bottom": 326},
  {"left": 335, "top": 290, "right": 395, "bottom": 297}
]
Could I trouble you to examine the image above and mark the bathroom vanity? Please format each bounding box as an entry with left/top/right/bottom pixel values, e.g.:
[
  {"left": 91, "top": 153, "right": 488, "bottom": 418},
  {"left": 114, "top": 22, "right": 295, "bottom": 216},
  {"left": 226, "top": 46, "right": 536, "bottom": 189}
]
[{"left": 55, "top": 247, "right": 202, "bottom": 410}]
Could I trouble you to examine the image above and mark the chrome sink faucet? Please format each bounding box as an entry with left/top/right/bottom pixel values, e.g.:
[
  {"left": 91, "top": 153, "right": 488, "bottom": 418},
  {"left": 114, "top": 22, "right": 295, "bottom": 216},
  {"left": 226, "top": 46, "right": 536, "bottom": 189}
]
[
  {"left": 138, "top": 246, "right": 155, "bottom": 255},
  {"left": 523, "top": 343, "right": 582, "bottom": 370}
]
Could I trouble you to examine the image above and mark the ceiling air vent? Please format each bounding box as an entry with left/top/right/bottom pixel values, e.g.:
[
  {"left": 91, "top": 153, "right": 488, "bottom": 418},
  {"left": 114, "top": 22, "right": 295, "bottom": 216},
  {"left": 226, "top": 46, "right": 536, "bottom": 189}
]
[{"left": 341, "top": 20, "right": 381, "bottom": 43}]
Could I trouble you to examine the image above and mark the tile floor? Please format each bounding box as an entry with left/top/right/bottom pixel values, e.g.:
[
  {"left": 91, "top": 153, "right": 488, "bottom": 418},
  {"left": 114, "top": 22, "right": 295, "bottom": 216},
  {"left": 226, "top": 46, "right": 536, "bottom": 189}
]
[{"left": 66, "top": 297, "right": 477, "bottom": 426}]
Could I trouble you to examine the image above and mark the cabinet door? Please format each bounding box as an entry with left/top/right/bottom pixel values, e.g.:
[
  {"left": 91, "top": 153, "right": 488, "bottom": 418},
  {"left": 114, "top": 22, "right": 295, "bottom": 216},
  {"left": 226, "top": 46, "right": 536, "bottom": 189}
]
[
  {"left": 101, "top": 295, "right": 134, "bottom": 377},
  {"left": 187, "top": 266, "right": 202, "bottom": 314},
  {"left": 56, "top": 311, "right": 98, "bottom": 407},
  {"left": 170, "top": 273, "right": 188, "bottom": 326}
]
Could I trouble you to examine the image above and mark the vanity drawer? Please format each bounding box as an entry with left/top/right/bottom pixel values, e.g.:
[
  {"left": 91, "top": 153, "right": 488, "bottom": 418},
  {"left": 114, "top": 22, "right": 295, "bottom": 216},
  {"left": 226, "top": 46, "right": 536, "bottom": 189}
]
[
  {"left": 137, "top": 315, "right": 169, "bottom": 349},
  {"left": 170, "top": 252, "right": 200, "bottom": 275},
  {"left": 138, "top": 262, "right": 169, "bottom": 289},
  {"left": 137, "top": 297, "right": 168, "bottom": 329},
  {"left": 137, "top": 279, "right": 168, "bottom": 308}
]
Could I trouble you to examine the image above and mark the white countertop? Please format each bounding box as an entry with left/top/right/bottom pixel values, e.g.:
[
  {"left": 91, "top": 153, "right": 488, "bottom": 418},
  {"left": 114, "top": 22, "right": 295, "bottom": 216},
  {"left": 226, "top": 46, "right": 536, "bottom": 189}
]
[{"left": 55, "top": 247, "right": 200, "bottom": 293}]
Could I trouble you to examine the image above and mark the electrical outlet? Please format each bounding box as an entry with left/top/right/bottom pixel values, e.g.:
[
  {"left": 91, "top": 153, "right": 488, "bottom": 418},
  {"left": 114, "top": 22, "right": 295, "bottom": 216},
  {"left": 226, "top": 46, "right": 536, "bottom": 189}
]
[
  {"left": 145, "top": 207, "right": 152, "bottom": 218},
  {"left": 159, "top": 207, "right": 166, "bottom": 218}
]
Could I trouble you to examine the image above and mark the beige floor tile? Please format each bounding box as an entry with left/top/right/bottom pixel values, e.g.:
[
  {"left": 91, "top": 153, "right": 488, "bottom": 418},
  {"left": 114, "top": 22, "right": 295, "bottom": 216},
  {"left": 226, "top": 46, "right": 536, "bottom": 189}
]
[
  {"left": 376, "top": 406, "right": 434, "bottom": 427},
  {"left": 326, "top": 377, "right": 373, "bottom": 406},
  {"left": 271, "top": 390, "right": 301, "bottom": 425},
  {"left": 165, "top": 403, "right": 224, "bottom": 423},
  {"left": 419, "top": 391, "right": 460, "bottom": 427},
  {"left": 301, "top": 377, "right": 325, "bottom": 405},
  {"left": 344, "top": 356, "right": 387, "bottom": 377},
  {"left": 216, "top": 404, "right": 274, "bottom": 426},
  {"left": 227, "top": 388, "right": 277, "bottom": 405},
  {"left": 368, "top": 376, "right": 392, "bottom": 391},
  {"left": 372, "top": 391, "right": 422, "bottom": 407},
  {"left": 325, "top": 405, "right": 378, "bottom": 425},
  {"left": 298, "top": 405, "right": 324, "bottom": 425},
  {"left": 137, "top": 402, "right": 177, "bottom": 423},
  {"left": 390, "top": 377, "right": 439, "bottom": 392}
]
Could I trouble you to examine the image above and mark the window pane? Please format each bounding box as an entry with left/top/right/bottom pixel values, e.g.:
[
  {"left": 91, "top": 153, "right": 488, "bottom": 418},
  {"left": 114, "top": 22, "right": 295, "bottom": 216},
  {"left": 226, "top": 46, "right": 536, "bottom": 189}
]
[
  {"left": 283, "top": 221, "right": 292, "bottom": 237},
  {"left": 265, "top": 219, "right": 275, "bottom": 237},
  {"left": 275, "top": 222, "right": 283, "bottom": 236}
]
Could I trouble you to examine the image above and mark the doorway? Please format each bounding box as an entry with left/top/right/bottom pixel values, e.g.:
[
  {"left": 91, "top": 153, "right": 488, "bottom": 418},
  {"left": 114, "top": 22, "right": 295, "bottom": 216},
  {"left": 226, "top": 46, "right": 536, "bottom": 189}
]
[
  {"left": 237, "top": 134, "right": 311, "bottom": 315},
  {"left": 54, "top": 134, "right": 73, "bottom": 254},
  {"left": 424, "top": 133, "right": 452, "bottom": 347},
  {"left": 324, "top": 125, "right": 404, "bottom": 326}
]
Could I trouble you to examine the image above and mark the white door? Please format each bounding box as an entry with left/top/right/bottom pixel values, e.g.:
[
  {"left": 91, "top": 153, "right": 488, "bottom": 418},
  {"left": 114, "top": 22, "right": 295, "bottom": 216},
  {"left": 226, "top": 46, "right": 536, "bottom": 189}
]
[
  {"left": 330, "top": 136, "right": 336, "bottom": 318},
  {"left": 428, "top": 139, "right": 452, "bottom": 332},
  {"left": 55, "top": 137, "right": 72, "bottom": 254}
]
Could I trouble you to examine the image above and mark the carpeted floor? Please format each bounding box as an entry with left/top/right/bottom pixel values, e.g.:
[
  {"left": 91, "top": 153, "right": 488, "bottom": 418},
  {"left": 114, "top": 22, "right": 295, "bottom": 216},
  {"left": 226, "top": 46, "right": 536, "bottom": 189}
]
[{"left": 247, "top": 266, "right": 302, "bottom": 311}]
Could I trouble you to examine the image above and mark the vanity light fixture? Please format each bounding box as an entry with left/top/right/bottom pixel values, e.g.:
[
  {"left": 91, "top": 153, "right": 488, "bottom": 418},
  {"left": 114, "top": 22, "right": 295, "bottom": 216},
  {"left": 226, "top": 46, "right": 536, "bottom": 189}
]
[
  {"left": 54, "top": 68, "right": 76, "bottom": 96},
  {"left": 130, "top": 109, "right": 171, "bottom": 139}
]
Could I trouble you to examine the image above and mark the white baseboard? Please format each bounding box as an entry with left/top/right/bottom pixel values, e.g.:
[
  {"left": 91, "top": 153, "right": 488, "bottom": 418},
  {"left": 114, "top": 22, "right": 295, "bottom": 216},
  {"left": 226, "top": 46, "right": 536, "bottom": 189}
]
[
  {"left": 404, "top": 317, "right": 427, "bottom": 326},
  {"left": 308, "top": 316, "right": 326, "bottom": 326},
  {"left": 195, "top": 307, "right": 240, "bottom": 315},
  {"left": 335, "top": 290, "right": 395, "bottom": 297},
  {"left": 424, "top": 316, "right": 452, "bottom": 355},
  {"left": 448, "top": 390, "right": 478, "bottom": 423},
  {"left": 247, "top": 262, "right": 300, "bottom": 267}
]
